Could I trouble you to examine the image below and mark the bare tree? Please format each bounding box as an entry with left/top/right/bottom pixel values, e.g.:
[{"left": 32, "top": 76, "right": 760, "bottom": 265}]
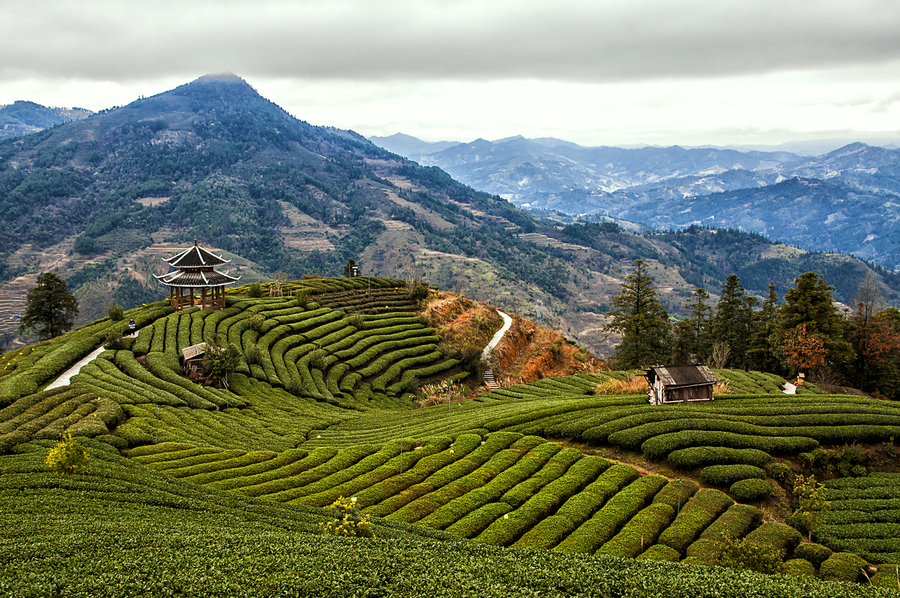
[
  {"left": 270, "top": 270, "right": 290, "bottom": 297},
  {"left": 710, "top": 342, "right": 731, "bottom": 369}
]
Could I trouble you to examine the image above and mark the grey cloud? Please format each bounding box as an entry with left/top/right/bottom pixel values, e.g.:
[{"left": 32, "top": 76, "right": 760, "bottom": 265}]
[{"left": 3, "top": 0, "right": 900, "bottom": 84}]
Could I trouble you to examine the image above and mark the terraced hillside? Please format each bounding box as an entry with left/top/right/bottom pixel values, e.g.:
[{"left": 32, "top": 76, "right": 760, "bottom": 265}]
[{"left": 1, "top": 278, "right": 899, "bottom": 594}]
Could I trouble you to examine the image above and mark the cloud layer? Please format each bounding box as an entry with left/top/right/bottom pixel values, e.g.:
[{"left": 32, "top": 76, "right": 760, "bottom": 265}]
[
  {"left": 5, "top": 0, "right": 900, "bottom": 82},
  {"left": 3, "top": 0, "right": 900, "bottom": 146}
]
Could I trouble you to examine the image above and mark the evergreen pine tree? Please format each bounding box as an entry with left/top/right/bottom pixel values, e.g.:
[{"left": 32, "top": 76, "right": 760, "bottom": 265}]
[
  {"left": 673, "top": 288, "right": 712, "bottom": 364},
  {"left": 712, "top": 274, "right": 756, "bottom": 368},
  {"left": 778, "top": 272, "right": 854, "bottom": 372},
  {"left": 604, "top": 260, "right": 670, "bottom": 368},
  {"left": 748, "top": 281, "right": 780, "bottom": 373}
]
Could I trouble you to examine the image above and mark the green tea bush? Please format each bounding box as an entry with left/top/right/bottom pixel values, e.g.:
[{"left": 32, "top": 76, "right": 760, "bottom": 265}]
[
  {"left": 730, "top": 478, "right": 773, "bottom": 502},
  {"left": 555, "top": 475, "right": 668, "bottom": 554},
  {"left": 636, "top": 544, "right": 682, "bottom": 562},
  {"left": 657, "top": 488, "right": 734, "bottom": 554},
  {"left": 717, "top": 535, "right": 786, "bottom": 575},
  {"left": 793, "top": 542, "right": 832, "bottom": 568},
  {"left": 643, "top": 431, "right": 818, "bottom": 461},
  {"left": 768, "top": 462, "right": 793, "bottom": 483},
  {"left": 598, "top": 502, "right": 676, "bottom": 558},
  {"left": 652, "top": 478, "right": 700, "bottom": 509},
  {"left": 782, "top": 558, "right": 817, "bottom": 577},
  {"left": 744, "top": 522, "right": 803, "bottom": 555},
  {"left": 819, "top": 552, "right": 869, "bottom": 583},
  {"left": 701, "top": 464, "right": 767, "bottom": 487},
  {"left": 668, "top": 446, "right": 772, "bottom": 469}
]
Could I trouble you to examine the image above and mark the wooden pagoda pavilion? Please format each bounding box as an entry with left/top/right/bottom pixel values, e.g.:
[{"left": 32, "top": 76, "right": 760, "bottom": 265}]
[{"left": 155, "top": 241, "right": 240, "bottom": 310}]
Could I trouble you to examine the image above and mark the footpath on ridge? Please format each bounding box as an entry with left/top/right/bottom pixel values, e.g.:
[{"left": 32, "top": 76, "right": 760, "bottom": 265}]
[
  {"left": 45, "top": 328, "right": 141, "bottom": 390},
  {"left": 481, "top": 311, "right": 512, "bottom": 390}
]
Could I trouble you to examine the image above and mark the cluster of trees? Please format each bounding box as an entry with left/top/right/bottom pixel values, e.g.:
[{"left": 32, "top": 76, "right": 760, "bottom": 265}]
[{"left": 605, "top": 260, "right": 900, "bottom": 398}]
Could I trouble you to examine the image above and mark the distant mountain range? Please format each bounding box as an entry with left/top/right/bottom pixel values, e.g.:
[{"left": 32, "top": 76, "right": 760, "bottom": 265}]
[
  {"left": 0, "top": 101, "right": 92, "bottom": 140},
  {"left": 371, "top": 134, "right": 900, "bottom": 270},
  {"left": 3, "top": 75, "right": 899, "bottom": 356}
]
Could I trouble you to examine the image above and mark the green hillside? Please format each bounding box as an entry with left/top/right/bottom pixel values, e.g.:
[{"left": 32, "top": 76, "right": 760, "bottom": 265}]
[{"left": 2, "top": 280, "right": 900, "bottom": 594}]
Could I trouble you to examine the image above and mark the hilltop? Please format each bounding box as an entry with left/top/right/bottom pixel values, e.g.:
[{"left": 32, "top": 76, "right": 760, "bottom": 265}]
[
  {"left": 2, "top": 74, "right": 899, "bottom": 358},
  {"left": 0, "top": 100, "right": 92, "bottom": 140}
]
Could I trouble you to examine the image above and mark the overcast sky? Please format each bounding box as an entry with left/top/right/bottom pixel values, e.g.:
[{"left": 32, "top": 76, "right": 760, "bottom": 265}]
[{"left": 4, "top": 0, "right": 900, "bottom": 148}]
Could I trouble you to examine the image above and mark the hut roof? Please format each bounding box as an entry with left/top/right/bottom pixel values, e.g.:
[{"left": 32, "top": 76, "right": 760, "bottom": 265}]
[
  {"left": 182, "top": 342, "right": 207, "bottom": 362},
  {"left": 646, "top": 365, "right": 718, "bottom": 388}
]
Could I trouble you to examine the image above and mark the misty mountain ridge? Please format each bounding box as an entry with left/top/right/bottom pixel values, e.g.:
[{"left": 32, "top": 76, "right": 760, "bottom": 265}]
[{"left": 371, "top": 133, "right": 900, "bottom": 269}]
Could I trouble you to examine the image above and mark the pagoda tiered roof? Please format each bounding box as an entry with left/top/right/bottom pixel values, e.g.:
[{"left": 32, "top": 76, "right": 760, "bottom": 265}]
[
  {"left": 154, "top": 241, "right": 241, "bottom": 289},
  {"left": 155, "top": 269, "right": 240, "bottom": 288},
  {"left": 163, "top": 241, "right": 230, "bottom": 268}
]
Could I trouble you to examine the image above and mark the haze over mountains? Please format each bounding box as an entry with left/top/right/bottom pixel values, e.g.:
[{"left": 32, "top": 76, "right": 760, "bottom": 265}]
[
  {"left": 3, "top": 73, "right": 900, "bottom": 355},
  {"left": 372, "top": 134, "right": 900, "bottom": 270}
]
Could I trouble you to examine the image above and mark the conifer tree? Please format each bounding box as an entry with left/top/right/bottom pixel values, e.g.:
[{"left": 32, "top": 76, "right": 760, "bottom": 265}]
[
  {"left": 604, "top": 259, "right": 670, "bottom": 368},
  {"left": 711, "top": 274, "right": 756, "bottom": 368},
  {"left": 748, "top": 282, "right": 780, "bottom": 372},
  {"left": 778, "top": 272, "right": 854, "bottom": 372},
  {"left": 673, "top": 288, "right": 712, "bottom": 364}
]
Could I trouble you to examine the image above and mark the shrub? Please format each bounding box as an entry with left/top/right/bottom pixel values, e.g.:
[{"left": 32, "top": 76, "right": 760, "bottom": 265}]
[
  {"left": 668, "top": 446, "right": 772, "bottom": 469},
  {"left": 792, "top": 542, "right": 832, "bottom": 568},
  {"left": 636, "top": 544, "right": 682, "bottom": 562},
  {"left": 819, "top": 552, "right": 868, "bottom": 583},
  {"left": 730, "top": 478, "right": 772, "bottom": 502},
  {"left": 768, "top": 462, "right": 793, "bottom": 483},
  {"left": 46, "top": 432, "right": 89, "bottom": 475},
  {"left": 103, "top": 330, "right": 126, "bottom": 351},
  {"left": 319, "top": 496, "right": 373, "bottom": 537},
  {"left": 717, "top": 535, "right": 786, "bottom": 575},
  {"left": 782, "top": 558, "right": 816, "bottom": 577},
  {"left": 107, "top": 303, "right": 125, "bottom": 321},
  {"left": 245, "top": 344, "right": 263, "bottom": 366},
  {"left": 700, "top": 464, "right": 767, "bottom": 487},
  {"left": 249, "top": 314, "right": 266, "bottom": 332},
  {"left": 871, "top": 564, "right": 900, "bottom": 590},
  {"left": 744, "top": 522, "right": 803, "bottom": 555},
  {"left": 248, "top": 283, "right": 263, "bottom": 298}
]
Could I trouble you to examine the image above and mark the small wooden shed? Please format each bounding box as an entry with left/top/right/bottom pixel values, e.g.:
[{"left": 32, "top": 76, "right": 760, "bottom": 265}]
[
  {"left": 645, "top": 365, "right": 718, "bottom": 406},
  {"left": 182, "top": 342, "right": 207, "bottom": 377}
]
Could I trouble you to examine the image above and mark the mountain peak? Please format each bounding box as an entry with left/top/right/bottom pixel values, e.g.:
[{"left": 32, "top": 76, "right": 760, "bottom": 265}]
[{"left": 193, "top": 73, "right": 246, "bottom": 85}]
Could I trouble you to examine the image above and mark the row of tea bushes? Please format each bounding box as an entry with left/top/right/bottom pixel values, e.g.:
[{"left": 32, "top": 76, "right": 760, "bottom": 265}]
[
  {"left": 0, "top": 386, "right": 123, "bottom": 453},
  {"left": 819, "top": 473, "right": 900, "bottom": 564},
  {"left": 6, "top": 440, "right": 889, "bottom": 598}
]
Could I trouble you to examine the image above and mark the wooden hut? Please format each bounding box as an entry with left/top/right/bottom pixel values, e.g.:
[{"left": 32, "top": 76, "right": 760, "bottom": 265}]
[
  {"left": 181, "top": 343, "right": 207, "bottom": 378},
  {"left": 645, "top": 365, "right": 718, "bottom": 405},
  {"left": 155, "top": 241, "right": 240, "bottom": 310}
]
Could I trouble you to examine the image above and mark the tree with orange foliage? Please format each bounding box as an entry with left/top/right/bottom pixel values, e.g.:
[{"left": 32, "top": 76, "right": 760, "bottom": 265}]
[{"left": 782, "top": 324, "right": 827, "bottom": 373}]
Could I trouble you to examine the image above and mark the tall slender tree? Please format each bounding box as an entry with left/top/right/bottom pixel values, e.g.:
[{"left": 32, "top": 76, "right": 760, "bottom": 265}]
[
  {"left": 604, "top": 259, "right": 670, "bottom": 368},
  {"left": 711, "top": 274, "right": 756, "bottom": 368},
  {"left": 748, "top": 282, "right": 780, "bottom": 373},
  {"left": 673, "top": 288, "right": 712, "bottom": 364}
]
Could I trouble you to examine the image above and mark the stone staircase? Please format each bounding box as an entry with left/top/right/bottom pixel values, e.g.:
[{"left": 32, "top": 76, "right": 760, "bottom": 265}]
[{"left": 482, "top": 368, "right": 500, "bottom": 390}]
